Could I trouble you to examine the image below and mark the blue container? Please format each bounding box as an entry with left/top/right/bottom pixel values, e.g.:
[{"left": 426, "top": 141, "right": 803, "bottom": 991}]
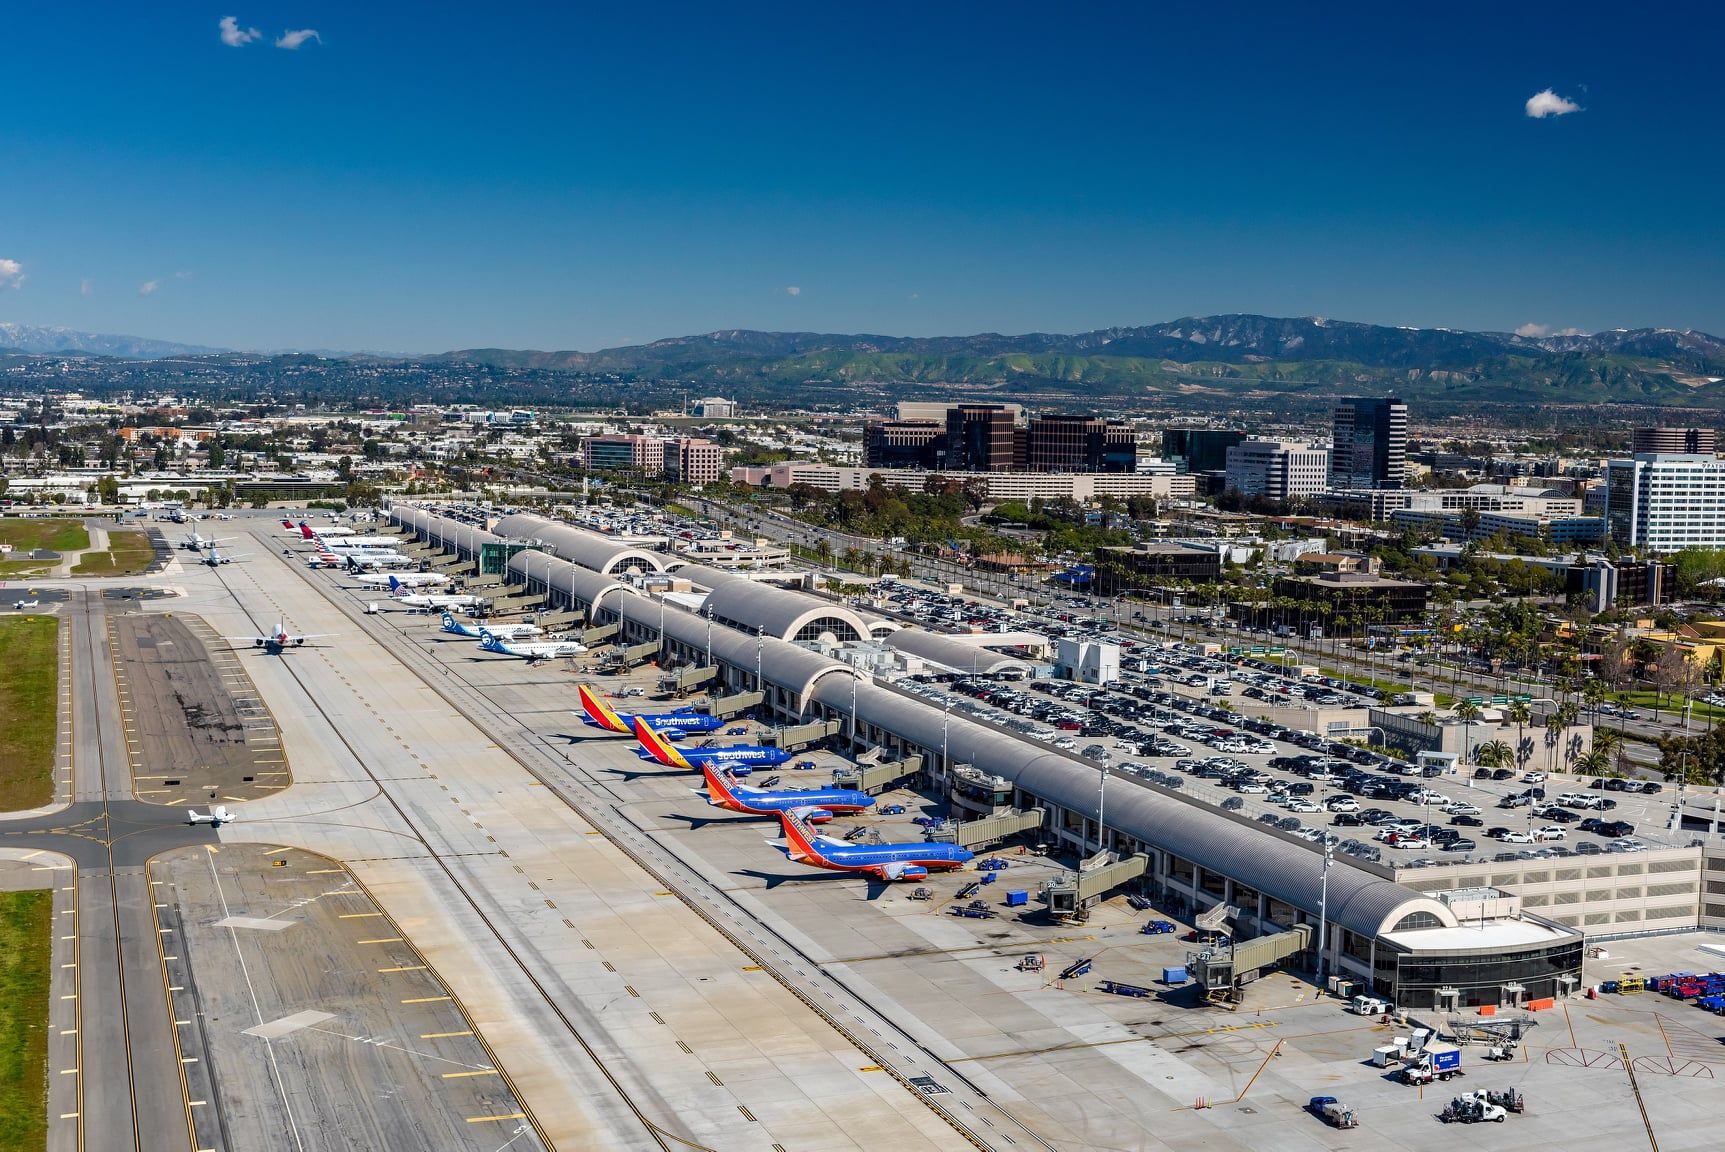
[
  {"left": 1004, "top": 889, "right": 1029, "bottom": 907},
  {"left": 1162, "top": 966, "right": 1188, "bottom": 985}
]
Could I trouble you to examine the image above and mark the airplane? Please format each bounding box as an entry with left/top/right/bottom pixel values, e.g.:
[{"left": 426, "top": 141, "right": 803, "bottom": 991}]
[
  {"left": 187, "top": 805, "right": 237, "bottom": 827},
  {"left": 772, "top": 806, "right": 971, "bottom": 881},
  {"left": 439, "top": 611, "right": 541, "bottom": 641},
  {"left": 630, "top": 715, "right": 792, "bottom": 771},
  {"left": 696, "top": 761, "right": 872, "bottom": 823},
  {"left": 577, "top": 682, "right": 723, "bottom": 739},
  {"left": 201, "top": 543, "right": 247, "bottom": 566},
  {"left": 477, "top": 630, "right": 587, "bottom": 662},
  {"left": 294, "top": 520, "right": 354, "bottom": 537},
  {"left": 389, "top": 577, "right": 482, "bottom": 609},
  {"left": 356, "top": 570, "right": 449, "bottom": 589},
  {"left": 12, "top": 598, "right": 39, "bottom": 610},
  {"left": 301, "top": 525, "right": 398, "bottom": 548},
  {"left": 227, "top": 619, "right": 334, "bottom": 652},
  {"left": 180, "top": 529, "right": 224, "bottom": 552},
  {"left": 343, "top": 551, "right": 417, "bottom": 571}
]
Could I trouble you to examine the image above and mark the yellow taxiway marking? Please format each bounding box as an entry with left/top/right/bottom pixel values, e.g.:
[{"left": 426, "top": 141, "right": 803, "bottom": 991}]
[
  {"left": 306, "top": 868, "right": 344, "bottom": 875},
  {"left": 442, "top": 1069, "right": 498, "bottom": 1079},
  {"left": 338, "top": 912, "right": 383, "bottom": 919},
  {"left": 420, "top": 1030, "right": 472, "bottom": 1039},
  {"left": 401, "top": 996, "right": 451, "bottom": 1004},
  {"left": 379, "top": 965, "right": 427, "bottom": 973},
  {"left": 465, "top": 1113, "right": 526, "bottom": 1124},
  {"left": 358, "top": 937, "right": 403, "bottom": 945}
]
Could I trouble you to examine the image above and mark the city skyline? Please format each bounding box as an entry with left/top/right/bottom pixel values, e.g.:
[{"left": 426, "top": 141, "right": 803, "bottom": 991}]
[{"left": 0, "top": 4, "right": 1721, "bottom": 352}]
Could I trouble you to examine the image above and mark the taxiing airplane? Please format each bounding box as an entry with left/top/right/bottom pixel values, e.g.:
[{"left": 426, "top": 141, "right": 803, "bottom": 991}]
[
  {"left": 201, "top": 543, "right": 247, "bottom": 566},
  {"left": 357, "top": 570, "right": 449, "bottom": 589},
  {"left": 440, "top": 611, "right": 541, "bottom": 641},
  {"left": 577, "top": 682, "right": 724, "bottom": 739},
  {"left": 477, "top": 630, "right": 587, "bottom": 662},
  {"left": 12, "top": 598, "right": 40, "bottom": 610},
  {"left": 180, "top": 529, "right": 224, "bottom": 552},
  {"left": 227, "top": 619, "right": 334, "bottom": 652},
  {"left": 187, "top": 805, "right": 237, "bottom": 827},
  {"left": 630, "top": 716, "right": 792, "bottom": 771},
  {"left": 773, "top": 806, "right": 971, "bottom": 881},
  {"left": 389, "top": 576, "right": 482, "bottom": 609},
  {"left": 697, "top": 761, "right": 872, "bottom": 822}
]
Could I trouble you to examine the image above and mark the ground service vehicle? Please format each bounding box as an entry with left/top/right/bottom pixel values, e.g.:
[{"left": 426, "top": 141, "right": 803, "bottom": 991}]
[{"left": 1308, "top": 1097, "right": 1357, "bottom": 1128}]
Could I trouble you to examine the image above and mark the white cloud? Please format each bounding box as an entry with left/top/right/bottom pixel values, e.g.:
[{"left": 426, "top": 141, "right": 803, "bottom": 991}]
[
  {"left": 80, "top": 279, "right": 92, "bottom": 297},
  {"left": 219, "top": 16, "right": 261, "bottom": 47},
  {"left": 0, "top": 259, "right": 23, "bottom": 291},
  {"left": 275, "top": 28, "right": 321, "bottom": 49},
  {"left": 1515, "top": 322, "right": 1548, "bottom": 337},
  {"left": 784, "top": 285, "right": 801, "bottom": 296},
  {"left": 174, "top": 270, "right": 194, "bottom": 280},
  {"left": 1555, "top": 327, "right": 1587, "bottom": 337},
  {"left": 138, "top": 280, "right": 159, "bottom": 297},
  {"left": 1525, "top": 89, "right": 1581, "bottom": 118}
]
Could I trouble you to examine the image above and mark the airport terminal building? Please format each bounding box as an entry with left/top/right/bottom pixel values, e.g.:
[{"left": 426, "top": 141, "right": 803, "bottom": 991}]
[{"left": 392, "top": 507, "right": 1588, "bottom": 1008}]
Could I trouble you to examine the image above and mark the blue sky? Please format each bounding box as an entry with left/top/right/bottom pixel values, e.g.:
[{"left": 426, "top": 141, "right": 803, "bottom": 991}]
[{"left": 0, "top": 3, "right": 1720, "bottom": 352}]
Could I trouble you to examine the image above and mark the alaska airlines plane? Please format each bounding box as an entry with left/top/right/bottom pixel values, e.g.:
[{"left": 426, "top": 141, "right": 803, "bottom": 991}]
[
  {"left": 630, "top": 716, "right": 792, "bottom": 770},
  {"left": 440, "top": 611, "right": 541, "bottom": 641},
  {"left": 773, "top": 807, "right": 971, "bottom": 881},
  {"left": 698, "top": 761, "right": 872, "bottom": 822},
  {"left": 577, "top": 683, "right": 723, "bottom": 739},
  {"left": 478, "top": 630, "right": 587, "bottom": 661}
]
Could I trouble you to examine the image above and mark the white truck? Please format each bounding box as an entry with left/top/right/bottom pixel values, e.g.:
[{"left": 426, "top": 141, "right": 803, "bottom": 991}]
[{"left": 1350, "top": 994, "right": 1390, "bottom": 1016}]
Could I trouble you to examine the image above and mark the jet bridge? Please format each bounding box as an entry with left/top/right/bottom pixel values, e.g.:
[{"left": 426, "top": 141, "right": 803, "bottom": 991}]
[
  {"left": 831, "top": 754, "right": 922, "bottom": 795},
  {"left": 951, "top": 807, "right": 1044, "bottom": 850},
  {"left": 1040, "top": 852, "right": 1150, "bottom": 919},
  {"left": 1190, "top": 924, "right": 1312, "bottom": 1005}
]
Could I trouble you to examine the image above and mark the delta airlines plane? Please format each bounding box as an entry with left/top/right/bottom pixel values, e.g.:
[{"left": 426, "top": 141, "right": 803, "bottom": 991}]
[
  {"left": 576, "top": 683, "right": 723, "bottom": 739},
  {"left": 697, "top": 761, "right": 872, "bottom": 822},
  {"left": 631, "top": 716, "right": 792, "bottom": 770},
  {"left": 773, "top": 806, "right": 971, "bottom": 881}
]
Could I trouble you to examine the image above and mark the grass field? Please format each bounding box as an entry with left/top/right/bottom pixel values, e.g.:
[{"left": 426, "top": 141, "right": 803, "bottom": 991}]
[
  {"left": 0, "top": 888, "right": 52, "bottom": 1152},
  {"left": 70, "top": 530, "right": 155, "bottom": 577},
  {"left": 0, "top": 617, "right": 59, "bottom": 811},
  {"left": 0, "top": 520, "right": 88, "bottom": 554}
]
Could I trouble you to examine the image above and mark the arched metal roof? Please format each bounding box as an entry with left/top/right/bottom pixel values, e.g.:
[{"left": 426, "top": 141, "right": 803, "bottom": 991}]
[
  {"left": 809, "top": 678, "right": 1457, "bottom": 941},
  {"left": 884, "top": 629, "right": 1033, "bottom": 677},
  {"left": 506, "top": 551, "right": 627, "bottom": 617},
  {"left": 700, "top": 580, "right": 873, "bottom": 644},
  {"left": 492, "top": 512, "right": 666, "bottom": 575}
]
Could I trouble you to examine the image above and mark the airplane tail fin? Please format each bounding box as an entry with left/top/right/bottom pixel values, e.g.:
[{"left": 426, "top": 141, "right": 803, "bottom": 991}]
[
  {"left": 387, "top": 575, "right": 402, "bottom": 593},
  {"left": 631, "top": 716, "right": 689, "bottom": 768},
  {"left": 577, "top": 684, "right": 628, "bottom": 732},
  {"left": 440, "top": 611, "right": 462, "bottom": 633},
  {"left": 777, "top": 807, "right": 822, "bottom": 862},
  {"left": 300, "top": 524, "right": 314, "bottom": 539},
  {"left": 478, "top": 631, "right": 500, "bottom": 651},
  {"left": 701, "top": 761, "right": 741, "bottom": 806}
]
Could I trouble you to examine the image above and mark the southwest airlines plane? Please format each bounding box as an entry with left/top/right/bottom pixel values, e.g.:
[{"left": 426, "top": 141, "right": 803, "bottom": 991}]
[
  {"left": 577, "top": 683, "right": 723, "bottom": 739},
  {"left": 630, "top": 716, "right": 792, "bottom": 770},
  {"left": 774, "top": 807, "right": 971, "bottom": 881},
  {"left": 697, "top": 761, "right": 873, "bottom": 822}
]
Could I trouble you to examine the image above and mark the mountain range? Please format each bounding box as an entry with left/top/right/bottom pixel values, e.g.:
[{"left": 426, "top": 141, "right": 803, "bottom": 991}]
[{"left": 7, "top": 314, "right": 1725, "bottom": 406}]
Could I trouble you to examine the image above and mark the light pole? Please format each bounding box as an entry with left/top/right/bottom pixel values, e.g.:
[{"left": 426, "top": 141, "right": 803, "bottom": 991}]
[
  {"left": 941, "top": 696, "right": 951, "bottom": 781},
  {"left": 1315, "top": 840, "right": 1334, "bottom": 995}
]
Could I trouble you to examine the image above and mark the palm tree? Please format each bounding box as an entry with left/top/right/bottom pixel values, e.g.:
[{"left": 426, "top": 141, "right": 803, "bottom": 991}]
[
  {"left": 1454, "top": 698, "right": 1483, "bottom": 765},
  {"left": 1476, "top": 739, "right": 1513, "bottom": 768},
  {"left": 1505, "top": 699, "right": 1531, "bottom": 773},
  {"left": 1574, "top": 748, "right": 1612, "bottom": 777}
]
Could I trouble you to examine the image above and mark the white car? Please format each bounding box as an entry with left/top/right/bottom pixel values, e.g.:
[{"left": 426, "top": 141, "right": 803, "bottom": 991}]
[
  {"left": 1412, "top": 789, "right": 1448, "bottom": 805},
  {"left": 1556, "top": 792, "right": 1593, "bottom": 807},
  {"left": 1326, "top": 797, "right": 1360, "bottom": 813},
  {"left": 1609, "top": 838, "right": 1648, "bottom": 852},
  {"left": 1521, "top": 772, "right": 1548, "bottom": 783},
  {"left": 1444, "top": 802, "right": 1481, "bottom": 816},
  {"left": 1533, "top": 826, "right": 1567, "bottom": 841},
  {"left": 1499, "top": 830, "right": 1535, "bottom": 844},
  {"left": 1286, "top": 799, "right": 1322, "bottom": 813},
  {"left": 1235, "top": 782, "right": 1269, "bottom": 794},
  {"left": 1390, "top": 835, "right": 1430, "bottom": 850}
]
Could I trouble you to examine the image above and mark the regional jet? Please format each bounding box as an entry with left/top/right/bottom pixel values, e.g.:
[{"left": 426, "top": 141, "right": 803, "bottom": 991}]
[
  {"left": 200, "top": 543, "right": 246, "bottom": 566},
  {"left": 440, "top": 611, "right": 542, "bottom": 641},
  {"left": 477, "top": 630, "right": 587, "bottom": 662},
  {"left": 389, "top": 577, "right": 482, "bottom": 609},
  {"left": 630, "top": 716, "right": 792, "bottom": 771},
  {"left": 577, "top": 683, "right": 723, "bottom": 739},
  {"left": 772, "top": 806, "right": 971, "bottom": 881}
]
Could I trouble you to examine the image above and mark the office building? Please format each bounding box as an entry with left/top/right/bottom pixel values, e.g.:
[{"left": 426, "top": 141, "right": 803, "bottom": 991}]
[
  {"left": 1024, "top": 414, "right": 1137, "bottom": 473},
  {"left": 1262, "top": 571, "right": 1431, "bottom": 635},
  {"left": 1161, "top": 428, "right": 1245, "bottom": 475},
  {"left": 582, "top": 434, "right": 666, "bottom": 474},
  {"left": 1605, "top": 453, "right": 1725, "bottom": 552},
  {"left": 1094, "top": 542, "right": 1223, "bottom": 594},
  {"left": 730, "top": 461, "right": 1192, "bottom": 502},
  {"left": 1330, "top": 397, "right": 1408, "bottom": 490},
  {"left": 1224, "top": 440, "right": 1330, "bottom": 502},
  {"left": 1632, "top": 427, "right": 1717, "bottom": 455},
  {"left": 666, "top": 437, "right": 724, "bottom": 486},
  {"left": 943, "top": 404, "right": 1021, "bottom": 471},
  {"left": 862, "top": 420, "right": 944, "bottom": 469}
]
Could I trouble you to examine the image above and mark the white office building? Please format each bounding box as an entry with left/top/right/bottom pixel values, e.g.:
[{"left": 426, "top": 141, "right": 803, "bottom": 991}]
[
  {"left": 1605, "top": 453, "right": 1725, "bottom": 552},
  {"left": 1224, "top": 440, "right": 1330, "bottom": 502}
]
